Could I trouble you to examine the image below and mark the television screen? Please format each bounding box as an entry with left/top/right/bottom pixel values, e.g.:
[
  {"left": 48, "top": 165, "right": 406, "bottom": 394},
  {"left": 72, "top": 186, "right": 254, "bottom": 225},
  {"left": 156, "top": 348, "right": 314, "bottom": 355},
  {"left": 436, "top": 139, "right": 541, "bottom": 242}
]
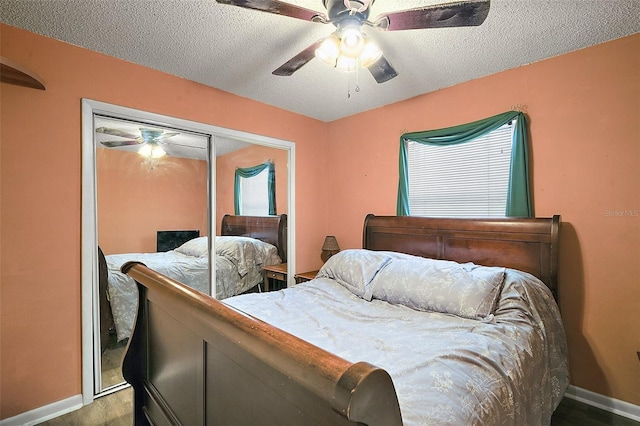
[{"left": 157, "top": 230, "right": 200, "bottom": 252}]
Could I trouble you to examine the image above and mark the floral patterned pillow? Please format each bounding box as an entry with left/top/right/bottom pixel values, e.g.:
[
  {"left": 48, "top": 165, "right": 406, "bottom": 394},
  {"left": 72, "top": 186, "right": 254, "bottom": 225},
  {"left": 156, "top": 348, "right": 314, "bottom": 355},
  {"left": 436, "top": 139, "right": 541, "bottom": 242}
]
[
  {"left": 317, "top": 249, "right": 392, "bottom": 301},
  {"left": 370, "top": 257, "right": 505, "bottom": 321}
]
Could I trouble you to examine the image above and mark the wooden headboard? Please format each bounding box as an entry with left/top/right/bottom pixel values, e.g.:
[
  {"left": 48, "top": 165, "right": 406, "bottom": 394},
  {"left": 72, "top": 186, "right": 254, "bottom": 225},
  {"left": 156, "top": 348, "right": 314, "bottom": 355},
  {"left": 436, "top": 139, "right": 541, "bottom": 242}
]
[
  {"left": 220, "top": 214, "right": 287, "bottom": 263},
  {"left": 363, "top": 215, "right": 561, "bottom": 299}
]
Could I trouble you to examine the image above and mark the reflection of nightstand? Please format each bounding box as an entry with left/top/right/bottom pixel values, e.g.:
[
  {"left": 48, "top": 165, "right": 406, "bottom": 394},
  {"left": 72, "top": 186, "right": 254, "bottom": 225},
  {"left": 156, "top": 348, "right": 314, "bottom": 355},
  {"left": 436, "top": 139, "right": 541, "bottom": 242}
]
[
  {"left": 294, "top": 270, "right": 319, "bottom": 284},
  {"left": 262, "top": 263, "right": 287, "bottom": 291}
]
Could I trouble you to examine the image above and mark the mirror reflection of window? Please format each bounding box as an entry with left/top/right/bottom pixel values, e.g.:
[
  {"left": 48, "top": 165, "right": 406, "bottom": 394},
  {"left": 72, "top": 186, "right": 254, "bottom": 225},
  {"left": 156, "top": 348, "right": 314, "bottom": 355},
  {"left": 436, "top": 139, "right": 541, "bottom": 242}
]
[
  {"left": 235, "top": 161, "right": 276, "bottom": 215},
  {"left": 239, "top": 169, "right": 269, "bottom": 215}
]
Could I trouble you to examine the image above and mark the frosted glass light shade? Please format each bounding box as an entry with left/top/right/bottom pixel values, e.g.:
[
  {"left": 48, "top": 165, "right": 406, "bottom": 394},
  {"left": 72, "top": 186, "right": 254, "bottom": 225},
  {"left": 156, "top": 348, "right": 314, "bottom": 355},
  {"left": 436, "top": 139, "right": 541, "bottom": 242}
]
[
  {"left": 316, "top": 36, "right": 340, "bottom": 66},
  {"left": 139, "top": 144, "right": 166, "bottom": 159},
  {"left": 359, "top": 39, "right": 382, "bottom": 68},
  {"left": 315, "top": 29, "right": 382, "bottom": 72}
]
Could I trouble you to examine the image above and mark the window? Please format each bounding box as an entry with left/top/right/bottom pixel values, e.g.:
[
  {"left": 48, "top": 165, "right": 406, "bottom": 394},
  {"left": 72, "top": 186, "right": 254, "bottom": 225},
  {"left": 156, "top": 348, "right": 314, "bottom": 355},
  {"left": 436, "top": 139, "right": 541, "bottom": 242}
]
[
  {"left": 397, "top": 111, "right": 531, "bottom": 218},
  {"left": 407, "top": 121, "right": 514, "bottom": 217},
  {"left": 238, "top": 167, "right": 269, "bottom": 215},
  {"left": 234, "top": 162, "right": 276, "bottom": 215}
]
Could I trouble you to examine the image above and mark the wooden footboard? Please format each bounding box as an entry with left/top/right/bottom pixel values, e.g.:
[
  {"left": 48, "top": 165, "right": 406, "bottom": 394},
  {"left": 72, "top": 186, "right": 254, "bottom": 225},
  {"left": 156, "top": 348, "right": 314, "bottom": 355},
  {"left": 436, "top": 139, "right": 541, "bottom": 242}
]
[{"left": 121, "top": 262, "right": 402, "bottom": 426}]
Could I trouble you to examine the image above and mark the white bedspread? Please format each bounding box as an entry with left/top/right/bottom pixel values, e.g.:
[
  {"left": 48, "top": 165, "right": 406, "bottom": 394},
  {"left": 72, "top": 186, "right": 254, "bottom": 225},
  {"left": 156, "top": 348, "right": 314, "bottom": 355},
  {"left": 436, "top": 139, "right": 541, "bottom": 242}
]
[
  {"left": 224, "top": 266, "right": 569, "bottom": 425},
  {"left": 106, "top": 236, "right": 281, "bottom": 341}
]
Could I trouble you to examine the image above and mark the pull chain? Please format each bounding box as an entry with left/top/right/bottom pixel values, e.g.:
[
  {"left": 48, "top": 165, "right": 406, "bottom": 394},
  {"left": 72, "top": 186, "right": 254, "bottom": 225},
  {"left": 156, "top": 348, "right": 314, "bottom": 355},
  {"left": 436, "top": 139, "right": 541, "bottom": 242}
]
[{"left": 347, "top": 64, "right": 361, "bottom": 99}]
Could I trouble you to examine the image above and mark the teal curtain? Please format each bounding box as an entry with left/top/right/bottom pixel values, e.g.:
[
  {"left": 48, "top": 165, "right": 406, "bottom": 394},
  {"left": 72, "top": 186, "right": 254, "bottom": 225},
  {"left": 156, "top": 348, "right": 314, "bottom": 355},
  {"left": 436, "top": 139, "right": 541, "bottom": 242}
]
[
  {"left": 397, "top": 111, "right": 531, "bottom": 217},
  {"left": 234, "top": 161, "right": 276, "bottom": 215}
]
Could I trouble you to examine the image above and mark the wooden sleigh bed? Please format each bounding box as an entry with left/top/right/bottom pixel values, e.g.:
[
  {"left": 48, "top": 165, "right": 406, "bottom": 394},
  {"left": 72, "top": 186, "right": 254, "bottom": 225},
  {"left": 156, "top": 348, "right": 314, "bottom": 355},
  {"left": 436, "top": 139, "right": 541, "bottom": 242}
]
[{"left": 121, "top": 214, "right": 564, "bottom": 425}]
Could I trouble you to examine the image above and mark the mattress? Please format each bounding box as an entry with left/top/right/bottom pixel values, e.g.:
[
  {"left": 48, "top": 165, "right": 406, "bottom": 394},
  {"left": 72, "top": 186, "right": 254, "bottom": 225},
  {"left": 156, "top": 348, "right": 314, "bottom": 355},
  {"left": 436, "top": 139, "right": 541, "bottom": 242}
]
[
  {"left": 224, "top": 249, "right": 569, "bottom": 425},
  {"left": 106, "top": 235, "right": 281, "bottom": 341}
]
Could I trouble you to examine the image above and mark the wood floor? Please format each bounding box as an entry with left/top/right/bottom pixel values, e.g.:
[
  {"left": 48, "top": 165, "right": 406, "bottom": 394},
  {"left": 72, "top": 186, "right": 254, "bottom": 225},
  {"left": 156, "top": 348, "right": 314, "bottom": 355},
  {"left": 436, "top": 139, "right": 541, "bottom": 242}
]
[
  {"left": 41, "top": 389, "right": 638, "bottom": 425},
  {"left": 552, "top": 398, "right": 639, "bottom": 426},
  {"left": 40, "top": 387, "right": 132, "bottom": 426}
]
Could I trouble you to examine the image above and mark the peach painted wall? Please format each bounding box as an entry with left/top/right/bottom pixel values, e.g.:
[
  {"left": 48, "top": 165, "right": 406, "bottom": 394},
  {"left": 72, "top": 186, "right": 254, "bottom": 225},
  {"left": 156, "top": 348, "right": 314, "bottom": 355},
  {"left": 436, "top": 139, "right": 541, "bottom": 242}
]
[
  {"left": 97, "top": 148, "right": 208, "bottom": 255},
  {"left": 216, "top": 144, "right": 289, "bottom": 230},
  {"left": 0, "top": 24, "right": 328, "bottom": 419},
  {"left": 326, "top": 34, "right": 640, "bottom": 405},
  {"left": 1, "top": 22, "right": 638, "bottom": 420}
]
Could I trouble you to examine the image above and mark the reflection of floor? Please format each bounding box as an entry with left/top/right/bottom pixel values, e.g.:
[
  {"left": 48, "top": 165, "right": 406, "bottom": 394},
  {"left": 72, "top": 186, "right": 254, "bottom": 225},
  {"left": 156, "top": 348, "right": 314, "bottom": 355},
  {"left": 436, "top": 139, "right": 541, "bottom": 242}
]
[
  {"left": 40, "top": 330, "right": 131, "bottom": 425},
  {"left": 101, "top": 331, "right": 127, "bottom": 389},
  {"left": 41, "top": 387, "right": 133, "bottom": 426}
]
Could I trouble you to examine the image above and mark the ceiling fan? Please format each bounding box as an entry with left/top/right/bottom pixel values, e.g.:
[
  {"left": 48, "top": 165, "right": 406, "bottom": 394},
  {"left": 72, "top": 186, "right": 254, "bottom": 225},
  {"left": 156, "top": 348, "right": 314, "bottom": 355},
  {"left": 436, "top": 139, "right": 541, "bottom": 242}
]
[
  {"left": 215, "top": 0, "right": 491, "bottom": 83},
  {"left": 95, "top": 127, "right": 180, "bottom": 158}
]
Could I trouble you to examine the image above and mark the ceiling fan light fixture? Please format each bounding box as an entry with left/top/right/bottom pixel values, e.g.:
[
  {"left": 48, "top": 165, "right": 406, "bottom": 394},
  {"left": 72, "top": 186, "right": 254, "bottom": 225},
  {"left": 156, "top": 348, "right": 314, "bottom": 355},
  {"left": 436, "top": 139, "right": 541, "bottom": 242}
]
[
  {"left": 359, "top": 38, "right": 382, "bottom": 68},
  {"left": 336, "top": 55, "right": 357, "bottom": 72},
  {"left": 315, "top": 36, "right": 341, "bottom": 66},
  {"left": 339, "top": 25, "right": 365, "bottom": 58},
  {"left": 139, "top": 143, "right": 166, "bottom": 159}
]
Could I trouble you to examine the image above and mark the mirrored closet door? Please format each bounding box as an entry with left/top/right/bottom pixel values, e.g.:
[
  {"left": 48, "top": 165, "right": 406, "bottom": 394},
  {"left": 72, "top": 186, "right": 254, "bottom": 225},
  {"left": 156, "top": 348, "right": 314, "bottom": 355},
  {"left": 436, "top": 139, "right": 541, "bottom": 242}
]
[
  {"left": 94, "top": 115, "right": 210, "bottom": 393},
  {"left": 82, "top": 99, "right": 295, "bottom": 401}
]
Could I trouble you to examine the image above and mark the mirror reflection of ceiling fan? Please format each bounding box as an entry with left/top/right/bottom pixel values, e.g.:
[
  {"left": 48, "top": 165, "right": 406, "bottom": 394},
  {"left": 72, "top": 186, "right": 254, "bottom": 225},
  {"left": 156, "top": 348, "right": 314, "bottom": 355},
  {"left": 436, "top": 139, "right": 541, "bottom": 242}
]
[
  {"left": 96, "top": 126, "right": 202, "bottom": 159},
  {"left": 215, "top": 0, "right": 491, "bottom": 83}
]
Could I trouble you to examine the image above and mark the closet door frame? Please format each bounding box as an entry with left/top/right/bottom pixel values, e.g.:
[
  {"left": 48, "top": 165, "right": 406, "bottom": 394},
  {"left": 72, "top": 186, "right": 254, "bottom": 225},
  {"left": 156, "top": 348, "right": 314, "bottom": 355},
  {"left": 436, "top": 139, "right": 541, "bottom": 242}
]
[{"left": 81, "top": 99, "right": 296, "bottom": 403}]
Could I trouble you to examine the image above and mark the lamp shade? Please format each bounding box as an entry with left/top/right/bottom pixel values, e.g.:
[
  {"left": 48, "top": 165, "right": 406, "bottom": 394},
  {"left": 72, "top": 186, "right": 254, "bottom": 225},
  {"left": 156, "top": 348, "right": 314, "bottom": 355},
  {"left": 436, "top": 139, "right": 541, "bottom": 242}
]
[{"left": 321, "top": 236, "right": 340, "bottom": 262}]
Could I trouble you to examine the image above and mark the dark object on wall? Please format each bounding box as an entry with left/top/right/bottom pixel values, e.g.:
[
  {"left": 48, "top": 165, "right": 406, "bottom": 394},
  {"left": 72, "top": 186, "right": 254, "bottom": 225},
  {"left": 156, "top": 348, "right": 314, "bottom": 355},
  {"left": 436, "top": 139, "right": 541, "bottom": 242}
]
[
  {"left": 1, "top": 56, "right": 46, "bottom": 90},
  {"left": 157, "top": 230, "right": 200, "bottom": 252}
]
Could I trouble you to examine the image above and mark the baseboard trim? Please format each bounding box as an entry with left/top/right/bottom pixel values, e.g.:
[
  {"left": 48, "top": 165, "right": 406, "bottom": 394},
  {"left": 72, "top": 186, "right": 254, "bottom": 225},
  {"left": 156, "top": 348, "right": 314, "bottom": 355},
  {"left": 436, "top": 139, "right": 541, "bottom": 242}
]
[
  {"left": 0, "top": 394, "right": 83, "bottom": 426},
  {"left": 3, "top": 385, "right": 638, "bottom": 425},
  {"left": 565, "top": 385, "right": 640, "bottom": 422}
]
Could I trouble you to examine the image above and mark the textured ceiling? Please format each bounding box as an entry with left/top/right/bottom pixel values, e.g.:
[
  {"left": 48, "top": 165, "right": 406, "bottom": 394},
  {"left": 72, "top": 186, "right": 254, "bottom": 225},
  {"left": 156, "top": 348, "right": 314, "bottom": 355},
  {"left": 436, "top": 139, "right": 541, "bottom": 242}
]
[{"left": 1, "top": 0, "right": 639, "bottom": 122}]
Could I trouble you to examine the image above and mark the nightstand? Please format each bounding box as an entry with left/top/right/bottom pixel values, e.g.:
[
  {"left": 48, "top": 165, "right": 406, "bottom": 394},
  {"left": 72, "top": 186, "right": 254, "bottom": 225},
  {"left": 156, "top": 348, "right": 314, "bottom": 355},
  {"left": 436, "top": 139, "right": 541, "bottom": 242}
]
[
  {"left": 294, "top": 270, "right": 319, "bottom": 284},
  {"left": 262, "top": 263, "right": 287, "bottom": 291}
]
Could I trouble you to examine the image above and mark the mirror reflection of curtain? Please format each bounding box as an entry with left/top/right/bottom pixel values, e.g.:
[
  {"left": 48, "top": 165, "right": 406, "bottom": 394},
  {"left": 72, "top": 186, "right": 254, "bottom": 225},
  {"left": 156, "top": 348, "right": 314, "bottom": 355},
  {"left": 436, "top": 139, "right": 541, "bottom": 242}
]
[{"left": 234, "top": 161, "right": 276, "bottom": 215}]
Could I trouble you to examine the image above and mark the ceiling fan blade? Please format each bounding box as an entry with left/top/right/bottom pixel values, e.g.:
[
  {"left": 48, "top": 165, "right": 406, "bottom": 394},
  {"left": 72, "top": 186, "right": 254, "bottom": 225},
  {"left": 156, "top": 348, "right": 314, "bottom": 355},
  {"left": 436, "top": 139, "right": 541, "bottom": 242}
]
[
  {"left": 159, "top": 142, "right": 207, "bottom": 149},
  {"left": 154, "top": 132, "right": 179, "bottom": 141},
  {"left": 95, "top": 127, "right": 140, "bottom": 140},
  {"left": 272, "top": 40, "right": 324, "bottom": 77},
  {"left": 373, "top": 0, "right": 490, "bottom": 31},
  {"left": 367, "top": 55, "right": 398, "bottom": 83},
  {"left": 216, "top": 0, "right": 328, "bottom": 23},
  {"left": 100, "top": 140, "right": 144, "bottom": 148}
]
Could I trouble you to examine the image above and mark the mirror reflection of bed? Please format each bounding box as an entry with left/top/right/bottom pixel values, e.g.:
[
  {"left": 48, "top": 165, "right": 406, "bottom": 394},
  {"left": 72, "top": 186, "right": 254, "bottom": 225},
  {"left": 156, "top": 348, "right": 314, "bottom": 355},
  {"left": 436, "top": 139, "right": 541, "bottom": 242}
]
[
  {"left": 95, "top": 115, "right": 289, "bottom": 394},
  {"left": 98, "top": 215, "right": 287, "bottom": 388}
]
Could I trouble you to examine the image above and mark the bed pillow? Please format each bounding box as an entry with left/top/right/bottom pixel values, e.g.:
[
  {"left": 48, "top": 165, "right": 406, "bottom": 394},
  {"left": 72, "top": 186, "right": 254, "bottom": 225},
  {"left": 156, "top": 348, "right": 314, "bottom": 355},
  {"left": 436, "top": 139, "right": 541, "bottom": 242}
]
[
  {"left": 174, "top": 236, "right": 209, "bottom": 257},
  {"left": 316, "top": 249, "right": 392, "bottom": 301},
  {"left": 370, "top": 257, "right": 505, "bottom": 321},
  {"left": 242, "top": 238, "right": 282, "bottom": 266},
  {"left": 215, "top": 236, "right": 281, "bottom": 276},
  {"left": 220, "top": 236, "right": 281, "bottom": 265}
]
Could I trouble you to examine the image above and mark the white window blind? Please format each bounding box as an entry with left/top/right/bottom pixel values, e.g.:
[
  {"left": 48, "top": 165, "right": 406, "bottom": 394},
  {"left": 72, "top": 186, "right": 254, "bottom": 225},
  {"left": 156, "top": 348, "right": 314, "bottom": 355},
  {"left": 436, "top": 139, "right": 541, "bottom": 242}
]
[
  {"left": 239, "top": 168, "right": 269, "bottom": 215},
  {"left": 407, "top": 121, "right": 515, "bottom": 217}
]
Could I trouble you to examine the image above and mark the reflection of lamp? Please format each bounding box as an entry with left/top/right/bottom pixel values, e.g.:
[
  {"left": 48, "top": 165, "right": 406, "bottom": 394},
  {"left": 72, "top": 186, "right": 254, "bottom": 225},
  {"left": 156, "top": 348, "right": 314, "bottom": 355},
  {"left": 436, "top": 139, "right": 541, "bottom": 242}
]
[{"left": 321, "top": 236, "right": 340, "bottom": 262}]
